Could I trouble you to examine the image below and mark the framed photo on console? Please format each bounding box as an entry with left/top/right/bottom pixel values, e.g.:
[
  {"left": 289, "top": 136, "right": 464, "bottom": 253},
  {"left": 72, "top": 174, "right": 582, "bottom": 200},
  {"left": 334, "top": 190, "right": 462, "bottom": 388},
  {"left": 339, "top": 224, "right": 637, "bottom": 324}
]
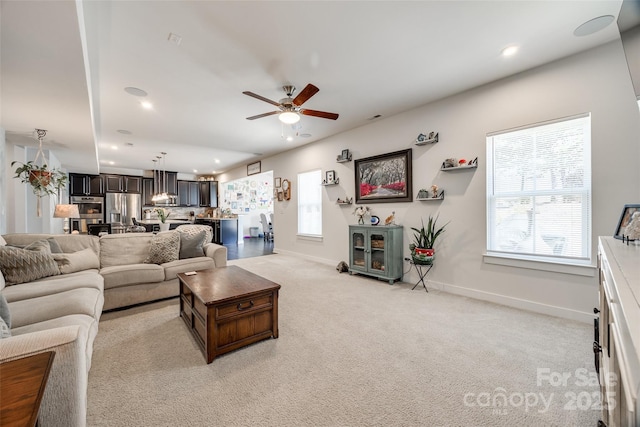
[{"left": 614, "top": 204, "right": 640, "bottom": 240}]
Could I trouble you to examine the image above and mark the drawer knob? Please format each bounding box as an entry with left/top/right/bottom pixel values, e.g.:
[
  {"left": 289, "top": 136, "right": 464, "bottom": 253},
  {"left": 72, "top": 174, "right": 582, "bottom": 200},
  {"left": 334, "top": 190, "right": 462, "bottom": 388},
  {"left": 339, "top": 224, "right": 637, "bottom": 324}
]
[{"left": 237, "top": 301, "right": 254, "bottom": 311}]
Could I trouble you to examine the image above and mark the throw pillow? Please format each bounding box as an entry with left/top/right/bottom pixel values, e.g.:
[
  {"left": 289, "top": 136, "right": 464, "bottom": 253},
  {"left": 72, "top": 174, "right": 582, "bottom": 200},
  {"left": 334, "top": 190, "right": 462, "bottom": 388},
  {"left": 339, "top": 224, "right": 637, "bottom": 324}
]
[
  {"left": 145, "top": 231, "right": 180, "bottom": 264},
  {"left": 52, "top": 248, "right": 100, "bottom": 274},
  {"left": 0, "top": 292, "right": 11, "bottom": 329},
  {"left": 0, "top": 316, "right": 10, "bottom": 339},
  {"left": 0, "top": 244, "right": 60, "bottom": 286},
  {"left": 46, "top": 237, "right": 63, "bottom": 254},
  {"left": 178, "top": 230, "right": 206, "bottom": 259},
  {"left": 0, "top": 235, "right": 6, "bottom": 246}
]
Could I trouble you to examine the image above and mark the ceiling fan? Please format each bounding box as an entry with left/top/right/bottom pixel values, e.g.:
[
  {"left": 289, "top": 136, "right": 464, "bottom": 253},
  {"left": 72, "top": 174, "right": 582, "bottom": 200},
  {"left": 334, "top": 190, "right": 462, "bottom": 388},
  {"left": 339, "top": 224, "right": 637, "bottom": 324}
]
[{"left": 243, "top": 84, "right": 339, "bottom": 124}]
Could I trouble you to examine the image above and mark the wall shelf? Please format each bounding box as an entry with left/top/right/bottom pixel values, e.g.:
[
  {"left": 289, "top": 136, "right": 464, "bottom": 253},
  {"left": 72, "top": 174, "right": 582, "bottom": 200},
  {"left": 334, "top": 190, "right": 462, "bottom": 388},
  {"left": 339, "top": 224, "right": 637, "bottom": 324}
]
[
  {"left": 336, "top": 156, "right": 352, "bottom": 163},
  {"left": 415, "top": 132, "right": 439, "bottom": 146},
  {"left": 441, "top": 157, "right": 478, "bottom": 171},
  {"left": 321, "top": 180, "right": 339, "bottom": 186},
  {"left": 416, "top": 190, "right": 444, "bottom": 201}
]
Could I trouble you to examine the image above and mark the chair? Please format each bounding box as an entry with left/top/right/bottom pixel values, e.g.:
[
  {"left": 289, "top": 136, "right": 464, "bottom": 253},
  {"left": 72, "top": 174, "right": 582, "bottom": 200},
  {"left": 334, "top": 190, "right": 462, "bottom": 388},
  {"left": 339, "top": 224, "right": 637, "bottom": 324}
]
[
  {"left": 88, "top": 223, "right": 111, "bottom": 236},
  {"left": 260, "top": 213, "right": 273, "bottom": 241}
]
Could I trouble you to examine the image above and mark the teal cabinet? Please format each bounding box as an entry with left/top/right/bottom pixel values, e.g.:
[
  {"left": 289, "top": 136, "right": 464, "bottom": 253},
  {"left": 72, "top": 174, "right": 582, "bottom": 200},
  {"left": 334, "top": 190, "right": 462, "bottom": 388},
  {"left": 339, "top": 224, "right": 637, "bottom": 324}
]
[{"left": 349, "top": 225, "right": 403, "bottom": 284}]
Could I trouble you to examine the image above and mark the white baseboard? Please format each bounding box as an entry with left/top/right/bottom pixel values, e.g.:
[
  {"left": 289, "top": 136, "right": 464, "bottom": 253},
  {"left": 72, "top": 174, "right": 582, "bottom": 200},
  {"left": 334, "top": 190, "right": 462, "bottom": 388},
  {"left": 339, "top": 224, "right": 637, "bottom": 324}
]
[{"left": 428, "top": 280, "right": 594, "bottom": 323}]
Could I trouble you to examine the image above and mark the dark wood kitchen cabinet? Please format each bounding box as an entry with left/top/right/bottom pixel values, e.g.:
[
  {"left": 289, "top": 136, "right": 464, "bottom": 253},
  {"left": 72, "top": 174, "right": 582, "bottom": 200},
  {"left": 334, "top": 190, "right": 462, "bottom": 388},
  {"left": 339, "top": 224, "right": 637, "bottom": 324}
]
[
  {"left": 69, "top": 173, "right": 103, "bottom": 196},
  {"left": 103, "top": 175, "right": 142, "bottom": 193},
  {"left": 178, "top": 181, "right": 200, "bottom": 207},
  {"left": 199, "top": 181, "right": 218, "bottom": 207}
]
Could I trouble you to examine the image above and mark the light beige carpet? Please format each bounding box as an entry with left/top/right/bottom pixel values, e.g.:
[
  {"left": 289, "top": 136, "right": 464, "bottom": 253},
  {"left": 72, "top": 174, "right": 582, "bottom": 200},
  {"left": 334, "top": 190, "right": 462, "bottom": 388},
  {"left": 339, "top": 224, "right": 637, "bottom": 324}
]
[{"left": 87, "top": 254, "right": 600, "bottom": 426}]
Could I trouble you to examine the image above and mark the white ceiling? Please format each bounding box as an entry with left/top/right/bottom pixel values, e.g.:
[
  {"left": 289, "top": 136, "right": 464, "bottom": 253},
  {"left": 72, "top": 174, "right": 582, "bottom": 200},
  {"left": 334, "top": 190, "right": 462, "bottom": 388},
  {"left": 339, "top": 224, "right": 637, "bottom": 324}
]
[{"left": 1, "top": 0, "right": 623, "bottom": 176}]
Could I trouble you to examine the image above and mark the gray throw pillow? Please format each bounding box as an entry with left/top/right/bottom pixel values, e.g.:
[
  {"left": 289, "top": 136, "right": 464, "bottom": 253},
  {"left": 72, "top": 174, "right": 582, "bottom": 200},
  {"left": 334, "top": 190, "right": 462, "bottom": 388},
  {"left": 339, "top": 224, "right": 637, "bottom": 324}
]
[
  {"left": 179, "top": 230, "right": 206, "bottom": 259},
  {"left": 0, "top": 292, "right": 11, "bottom": 329},
  {"left": 145, "top": 231, "right": 180, "bottom": 264},
  {"left": 0, "top": 243, "right": 61, "bottom": 285},
  {"left": 46, "top": 237, "right": 63, "bottom": 254},
  {"left": 0, "top": 316, "right": 10, "bottom": 339}
]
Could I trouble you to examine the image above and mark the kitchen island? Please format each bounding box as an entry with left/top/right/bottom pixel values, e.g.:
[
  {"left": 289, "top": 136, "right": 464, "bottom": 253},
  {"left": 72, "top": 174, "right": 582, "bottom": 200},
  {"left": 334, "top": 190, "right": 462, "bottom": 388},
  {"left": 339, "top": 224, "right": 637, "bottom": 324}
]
[{"left": 194, "top": 217, "right": 240, "bottom": 245}]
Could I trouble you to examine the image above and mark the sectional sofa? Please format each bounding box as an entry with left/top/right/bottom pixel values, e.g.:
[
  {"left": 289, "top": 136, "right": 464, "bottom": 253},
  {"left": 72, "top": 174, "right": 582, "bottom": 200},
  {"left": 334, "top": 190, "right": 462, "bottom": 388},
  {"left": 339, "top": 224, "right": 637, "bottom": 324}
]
[{"left": 0, "top": 227, "right": 227, "bottom": 426}]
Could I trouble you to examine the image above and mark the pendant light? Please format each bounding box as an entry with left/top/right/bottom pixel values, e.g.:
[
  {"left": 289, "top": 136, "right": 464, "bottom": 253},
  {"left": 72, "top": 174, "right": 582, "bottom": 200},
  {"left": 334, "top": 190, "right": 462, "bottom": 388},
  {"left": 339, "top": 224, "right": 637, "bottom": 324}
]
[{"left": 151, "top": 159, "right": 160, "bottom": 202}]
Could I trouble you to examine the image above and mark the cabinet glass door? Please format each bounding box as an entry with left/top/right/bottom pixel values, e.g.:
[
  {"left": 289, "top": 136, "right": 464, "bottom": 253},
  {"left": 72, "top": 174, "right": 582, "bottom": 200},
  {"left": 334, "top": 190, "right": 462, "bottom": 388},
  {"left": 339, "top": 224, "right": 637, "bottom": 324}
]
[
  {"left": 369, "top": 232, "right": 386, "bottom": 272},
  {"left": 352, "top": 231, "right": 366, "bottom": 268}
]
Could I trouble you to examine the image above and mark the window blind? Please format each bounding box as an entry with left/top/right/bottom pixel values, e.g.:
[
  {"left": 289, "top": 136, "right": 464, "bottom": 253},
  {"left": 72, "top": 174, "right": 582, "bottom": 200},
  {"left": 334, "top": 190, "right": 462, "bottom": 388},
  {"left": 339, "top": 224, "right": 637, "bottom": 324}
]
[{"left": 486, "top": 114, "right": 591, "bottom": 262}]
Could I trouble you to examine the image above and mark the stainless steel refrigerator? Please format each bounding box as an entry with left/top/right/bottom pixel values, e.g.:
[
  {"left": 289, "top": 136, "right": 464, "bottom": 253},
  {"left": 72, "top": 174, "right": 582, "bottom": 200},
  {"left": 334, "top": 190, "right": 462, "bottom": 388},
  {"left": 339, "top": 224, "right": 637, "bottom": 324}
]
[{"left": 105, "top": 193, "right": 142, "bottom": 233}]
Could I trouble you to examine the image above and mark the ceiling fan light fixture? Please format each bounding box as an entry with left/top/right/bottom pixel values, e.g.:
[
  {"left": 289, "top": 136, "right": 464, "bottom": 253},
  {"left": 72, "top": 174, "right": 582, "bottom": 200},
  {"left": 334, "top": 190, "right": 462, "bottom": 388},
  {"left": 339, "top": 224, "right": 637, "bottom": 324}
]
[{"left": 279, "top": 111, "right": 300, "bottom": 124}]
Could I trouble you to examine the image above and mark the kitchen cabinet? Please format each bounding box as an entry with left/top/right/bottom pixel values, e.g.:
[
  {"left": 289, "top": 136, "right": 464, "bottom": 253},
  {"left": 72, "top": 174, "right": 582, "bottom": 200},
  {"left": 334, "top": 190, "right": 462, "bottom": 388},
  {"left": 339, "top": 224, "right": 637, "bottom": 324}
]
[
  {"left": 142, "top": 178, "right": 154, "bottom": 206},
  {"left": 348, "top": 225, "right": 403, "bottom": 284},
  {"left": 103, "top": 174, "right": 142, "bottom": 193},
  {"left": 199, "top": 181, "right": 218, "bottom": 207},
  {"left": 194, "top": 218, "right": 238, "bottom": 245},
  {"left": 69, "top": 173, "right": 103, "bottom": 196},
  {"left": 178, "top": 181, "right": 200, "bottom": 207}
]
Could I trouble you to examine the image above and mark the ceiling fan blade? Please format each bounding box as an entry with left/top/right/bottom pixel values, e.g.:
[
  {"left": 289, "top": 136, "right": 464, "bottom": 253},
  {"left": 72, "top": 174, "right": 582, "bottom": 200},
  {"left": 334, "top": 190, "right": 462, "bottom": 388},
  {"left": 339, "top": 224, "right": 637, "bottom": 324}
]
[
  {"left": 246, "top": 111, "right": 279, "bottom": 120},
  {"left": 300, "top": 109, "right": 339, "bottom": 120},
  {"left": 243, "top": 91, "right": 281, "bottom": 107},
  {"left": 292, "top": 84, "right": 319, "bottom": 106}
]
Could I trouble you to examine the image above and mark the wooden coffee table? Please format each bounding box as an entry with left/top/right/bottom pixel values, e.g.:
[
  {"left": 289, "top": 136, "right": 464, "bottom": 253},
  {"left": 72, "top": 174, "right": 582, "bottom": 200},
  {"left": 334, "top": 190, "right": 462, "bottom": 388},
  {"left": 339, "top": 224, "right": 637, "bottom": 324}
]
[{"left": 177, "top": 266, "right": 280, "bottom": 363}]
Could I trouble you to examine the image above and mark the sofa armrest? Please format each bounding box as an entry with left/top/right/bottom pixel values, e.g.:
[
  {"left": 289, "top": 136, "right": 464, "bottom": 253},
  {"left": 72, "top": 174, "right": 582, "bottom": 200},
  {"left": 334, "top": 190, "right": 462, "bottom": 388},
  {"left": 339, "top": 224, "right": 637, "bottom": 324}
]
[
  {"left": 0, "top": 326, "right": 89, "bottom": 427},
  {"left": 203, "top": 243, "right": 228, "bottom": 267}
]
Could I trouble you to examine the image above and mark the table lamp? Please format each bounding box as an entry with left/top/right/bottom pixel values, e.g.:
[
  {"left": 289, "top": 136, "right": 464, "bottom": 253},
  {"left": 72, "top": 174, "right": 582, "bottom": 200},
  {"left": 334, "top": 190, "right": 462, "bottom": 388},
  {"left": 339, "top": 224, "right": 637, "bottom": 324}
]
[{"left": 53, "top": 204, "right": 80, "bottom": 234}]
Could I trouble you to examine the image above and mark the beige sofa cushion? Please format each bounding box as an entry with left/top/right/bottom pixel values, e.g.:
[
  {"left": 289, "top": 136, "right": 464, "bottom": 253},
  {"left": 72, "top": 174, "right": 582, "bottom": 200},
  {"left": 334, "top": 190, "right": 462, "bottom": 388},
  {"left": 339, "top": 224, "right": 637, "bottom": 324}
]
[
  {"left": 11, "top": 314, "right": 99, "bottom": 371},
  {"left": 100, "top": 264, "right": 165, "bottom": 290},
  {"left": 53, "top": 248, "right": 100, "bottom": 274},
  {"left": 8, "top": 287, "right": 104, "bottom": 329},
  {"left": 100, "top": 233, "right": 154, "bottom": 267},
  {"left": 2, "top": 271, "right": 103, "bottom": 303},
  {"left": 2, "top": 234, "right": 99, "bottom": 256},
  {"left": 163, "top": 257, "right": 216, "bottom": 281}
]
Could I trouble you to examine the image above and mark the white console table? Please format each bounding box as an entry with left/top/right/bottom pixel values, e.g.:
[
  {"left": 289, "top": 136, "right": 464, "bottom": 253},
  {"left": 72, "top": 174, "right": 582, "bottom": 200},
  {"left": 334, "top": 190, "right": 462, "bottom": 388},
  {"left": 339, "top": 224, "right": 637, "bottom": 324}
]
[{"left": 597, "top": 237, "right": 640, "bottom": 426}]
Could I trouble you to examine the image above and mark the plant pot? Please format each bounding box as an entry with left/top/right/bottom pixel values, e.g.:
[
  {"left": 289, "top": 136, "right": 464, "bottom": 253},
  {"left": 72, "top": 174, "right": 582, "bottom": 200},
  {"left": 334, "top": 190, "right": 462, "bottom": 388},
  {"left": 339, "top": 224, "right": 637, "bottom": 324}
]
[
  {"left": 29, "top": 170, "right": 52, "bottom": 187},
  {"left": 412, "top": 248, "right": 435, "bottom": 265},
  {"left": 158, "top": 222, "right": 170, "bottom": 232}
]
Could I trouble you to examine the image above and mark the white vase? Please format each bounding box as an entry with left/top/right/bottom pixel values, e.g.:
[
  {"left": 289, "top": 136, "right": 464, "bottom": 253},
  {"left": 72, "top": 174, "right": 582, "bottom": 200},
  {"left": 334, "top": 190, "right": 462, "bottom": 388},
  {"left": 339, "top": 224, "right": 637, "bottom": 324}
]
[{"left": 158, "top": 222, "right": 170, "bottom": 232}]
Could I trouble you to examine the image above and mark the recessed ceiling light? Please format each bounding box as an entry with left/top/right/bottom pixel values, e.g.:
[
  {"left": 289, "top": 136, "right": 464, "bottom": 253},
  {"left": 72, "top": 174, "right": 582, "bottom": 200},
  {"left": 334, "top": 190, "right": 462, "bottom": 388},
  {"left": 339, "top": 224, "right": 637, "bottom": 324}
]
[
  {"left": 212, "top": 170, "right": 216, "bottom": 174},
  {"left": 141, "top": 101, "right": 153, "bottom": 110},
  {"left": 117, "top": 129, "right": 132, "bottom": 135},
  {"left": 124, "top": 87, "right": 148, "bottom": 97},
  {"left": 299, "top": 133, "right": 312, "bottom": 138},
  {"left": 286, "top": 136, "right": 294, "bottom": 142},
  {"left": 501, "top": 45, "right": 519, "bottom": 57},
  {"left": 193, "top": 169, "right": 198, "bottom": 173},
  {"left": 109, "top": 161, "right": 115, "bottom": 165},
  {"left": 214, "top": 159, "right": 220, "bottom": 164},
  {"left": 574, "top": 15, "right": 615, "bottom": 37},
  {"left": 111, "top": 145, "right": 118, "bottom": 150}
]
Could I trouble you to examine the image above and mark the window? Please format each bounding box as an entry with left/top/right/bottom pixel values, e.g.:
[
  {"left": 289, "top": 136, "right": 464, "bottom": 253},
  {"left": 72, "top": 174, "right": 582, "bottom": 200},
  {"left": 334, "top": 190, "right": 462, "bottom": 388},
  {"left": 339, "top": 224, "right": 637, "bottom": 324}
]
[
  {"left": 298, "top": 169, "right": 322, "bottom": 237},
  {"left": 486, "top": 114, "right": 591, "bottom": 264}
]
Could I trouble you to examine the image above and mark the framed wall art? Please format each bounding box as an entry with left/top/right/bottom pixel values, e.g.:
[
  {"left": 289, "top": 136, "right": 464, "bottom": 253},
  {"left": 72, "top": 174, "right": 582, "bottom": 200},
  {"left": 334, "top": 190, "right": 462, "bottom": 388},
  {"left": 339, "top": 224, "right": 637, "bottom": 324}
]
[
  {"left": 274, "top": 177, "right": 282, "bottom": 188},
  {"left": 354, "top": 148, "right": 412, "bottom": 203},
  {"left": 247, "top": 161, "right": 261, "bottom": 176},
  {"left": 614, "top": 204, "right": 640, "bottom": 240}
]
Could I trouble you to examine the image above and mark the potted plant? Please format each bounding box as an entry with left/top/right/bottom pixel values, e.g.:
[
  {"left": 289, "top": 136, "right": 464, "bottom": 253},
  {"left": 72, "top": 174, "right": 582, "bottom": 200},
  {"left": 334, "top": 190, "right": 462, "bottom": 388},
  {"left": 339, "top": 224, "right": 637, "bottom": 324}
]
[
  {"left": 154, "top": 208, "right": 171, "bottom": 231},
  {"left": 409, "top": 214, "right": 448, "bottom": 264},
  {"left": 11, "top": 160, "right": 68, "bottom": 216}
]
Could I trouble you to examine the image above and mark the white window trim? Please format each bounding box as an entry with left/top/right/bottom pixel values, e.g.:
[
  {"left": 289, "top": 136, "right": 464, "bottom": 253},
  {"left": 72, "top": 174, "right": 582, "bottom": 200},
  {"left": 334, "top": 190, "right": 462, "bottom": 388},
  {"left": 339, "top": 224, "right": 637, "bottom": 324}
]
[
  {"left": 486, "top": 113, "right": 592, "bottom": 268},
  {"left": 297, "top": 169, "right": 322, "bottom": 238},
  {"left": 296, "top": 234, "right": 323, "bottom": 242}
]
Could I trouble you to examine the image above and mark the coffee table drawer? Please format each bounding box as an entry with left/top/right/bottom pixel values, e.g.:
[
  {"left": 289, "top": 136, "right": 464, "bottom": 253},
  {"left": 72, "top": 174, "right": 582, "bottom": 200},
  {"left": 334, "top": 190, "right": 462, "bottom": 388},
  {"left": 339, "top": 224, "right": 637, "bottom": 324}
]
[{"left": 215, "top": 292, "right": 273, "bottom": 319}]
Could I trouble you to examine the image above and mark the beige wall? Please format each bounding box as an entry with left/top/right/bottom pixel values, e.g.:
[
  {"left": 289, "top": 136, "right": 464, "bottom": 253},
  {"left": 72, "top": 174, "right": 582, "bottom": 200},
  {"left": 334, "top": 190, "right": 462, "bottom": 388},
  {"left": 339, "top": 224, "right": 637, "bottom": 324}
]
[{"left": 219, "top": 40, "right": 640, "bottom": 321}]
